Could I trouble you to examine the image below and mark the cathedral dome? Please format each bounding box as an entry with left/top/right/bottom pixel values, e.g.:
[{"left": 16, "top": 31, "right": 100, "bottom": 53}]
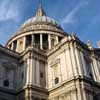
[
  {"left": 21, "top": 16, "right": 60, "bottom": 29},
  {"left": 19, "top": 5, "right": 63, "bottom": 32},
  {"left": 6, "top": 4, "right": 66, "bottom": 53}
]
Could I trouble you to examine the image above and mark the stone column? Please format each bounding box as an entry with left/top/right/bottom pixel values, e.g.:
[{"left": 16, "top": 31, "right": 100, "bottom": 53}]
[
  {"left": 32, "top": 34, "right": 34, "bottom": 46},
  {"left": 56, "top": 36, "right": 58, "bottom": 44},
  {"left": 40, "top": 34, "right": 43, "bottom": 49},
  {"left": 11, "top": 42, "right": 14, "bottom": 50},
  {"left": 48, "top": 34, "right": 51, "bottom": 49},
  {"left": 23, "top": 36, "right": 26, "bottom": 50},
  {"left": 16, "top": 40, "right": 19, "bottom": 52}
]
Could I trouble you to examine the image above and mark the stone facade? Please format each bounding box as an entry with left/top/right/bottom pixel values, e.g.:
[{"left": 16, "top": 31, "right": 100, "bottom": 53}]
[{"left": 0, "top": 3, "right": 100, "bottom": 100}]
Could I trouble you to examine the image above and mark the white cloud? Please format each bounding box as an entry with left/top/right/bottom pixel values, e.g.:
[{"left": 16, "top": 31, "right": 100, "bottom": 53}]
[
  {"left": 0, "top": 0, "right": 20, "bottom": 22},
  {"left": 61, "top": 1, "right": 89, "bottom": 26}
]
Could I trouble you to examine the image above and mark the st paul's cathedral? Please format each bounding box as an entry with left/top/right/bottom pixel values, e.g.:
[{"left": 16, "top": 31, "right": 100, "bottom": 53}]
[{"left": 0, "top": 2, "right": 100, "bottom": 100}]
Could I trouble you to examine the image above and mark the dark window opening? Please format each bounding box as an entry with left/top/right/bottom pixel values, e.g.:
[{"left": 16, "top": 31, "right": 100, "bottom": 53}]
[
  {"left": 34, "top": 34, "right": 40, "bottom": 48},
  {"left": 3, "top": 79, "right": 9, "bottom": 87},
  {"left": 55, "top": 77, "right": 59, "bottom": 84},
  {"left": 40, "top": 72, "right": 43, "bottom": 78},
  {"left": 43, "top": 34, "right": 48, "bottom": 50},
  {"left": 19, "top": 41, "right": 23, "bottom": 45},
  {"left": 26, "top": 35, "right": 32, "bottom": 48},
  {"left": 51, "top": 38, "right": 55, "bottom": 48},
  {"left": 89, "top": 73, "right": 93, "bottom": 78},
  {"left": 93, "top": 94, "right": 100, "bottom": 100},
  {"left": 13, "top": 40, "right": 17, "bottom": 51},
  {"left": 21, "top": 72, "right": 24, "bottom": 80},
  {"left": 58, "top": 37, "right": 62, "bottom": 42},
  {"left": 34, "top": 97, "right": 40, "bottom": 100}
]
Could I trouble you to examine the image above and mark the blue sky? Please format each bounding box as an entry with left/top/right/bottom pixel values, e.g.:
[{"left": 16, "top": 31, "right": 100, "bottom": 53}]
[{"left": 0, "top": 0, "right": 100, "bottom": 47}]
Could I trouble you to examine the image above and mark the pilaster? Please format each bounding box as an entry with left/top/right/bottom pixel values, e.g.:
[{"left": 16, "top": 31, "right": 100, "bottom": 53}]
[
  {"left": 93, "top": 58, "right": 100, "bottom": 82},
  {"left": 36, "top": 59, "right": 40, "bottom": 86},
  {"left": 70, "top": 42, "right": 78, "bottom": 76},
  {"left": 74, "top": 46, "right": 83, "bottom": 75}
]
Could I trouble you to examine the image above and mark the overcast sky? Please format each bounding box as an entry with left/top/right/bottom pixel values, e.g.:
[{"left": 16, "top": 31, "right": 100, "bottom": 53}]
[{"left": 0, "top": 0, "right": 100, "bottom": 47}]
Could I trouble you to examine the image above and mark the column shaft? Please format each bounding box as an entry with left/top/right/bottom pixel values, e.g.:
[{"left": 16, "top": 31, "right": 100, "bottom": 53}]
[
  {"left": 56, "top": 36, "right": 58, "bottom": 44},
  {"left": 40, "top": 34, "right": 43, "bottom": 49},
  {"left": 48, "top": 34, "right": 51, "bottom": 49},
  {"left": 32, "top": 34, "right": 34, "bottom": 46},
  {"left": 11, "top": 42, "right": 14, "bottom": 50}
]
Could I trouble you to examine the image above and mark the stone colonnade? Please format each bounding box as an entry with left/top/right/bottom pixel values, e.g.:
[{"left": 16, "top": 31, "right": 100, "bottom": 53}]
[{"left": 8, "top": 33, "right": 59, "bottom": 52}]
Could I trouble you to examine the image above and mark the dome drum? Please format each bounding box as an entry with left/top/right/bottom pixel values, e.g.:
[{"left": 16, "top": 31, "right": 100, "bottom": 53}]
[{"left": 7, "top": 33, "right": 63, "bottom": 53}]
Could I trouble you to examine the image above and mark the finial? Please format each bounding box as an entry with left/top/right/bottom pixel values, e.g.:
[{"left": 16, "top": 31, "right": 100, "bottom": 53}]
[
  {"left": 40, "top": 0, "right": 42, "bottom": 6},
  {"left": 87, "top": 40, "right": 93, "bottom": 49},
  {"left": 97, "top": 41, "right": 100, "bottom": 48},
  {"left": 71, "top": 32, "right": 77, "bottom": 37},
  {"left": 36, "top": 0, "right": 46, "bottom": 16}
]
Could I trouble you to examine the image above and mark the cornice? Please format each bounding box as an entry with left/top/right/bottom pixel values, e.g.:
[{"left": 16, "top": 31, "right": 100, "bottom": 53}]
[
  {"left": 47, "top": 35, "right": 100, "bottom": 59},
  {"left": 20, "top": 46, "right": 47, "bottom": 62},
  {"left": 20, "top": 22, "right": 64, "bottom": 32},
  {"left": 48, "top": 75, "right": 100, "bottom": 93},
  {"left": 0, "top": 45, "right": 20, "bottom": 59}
]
